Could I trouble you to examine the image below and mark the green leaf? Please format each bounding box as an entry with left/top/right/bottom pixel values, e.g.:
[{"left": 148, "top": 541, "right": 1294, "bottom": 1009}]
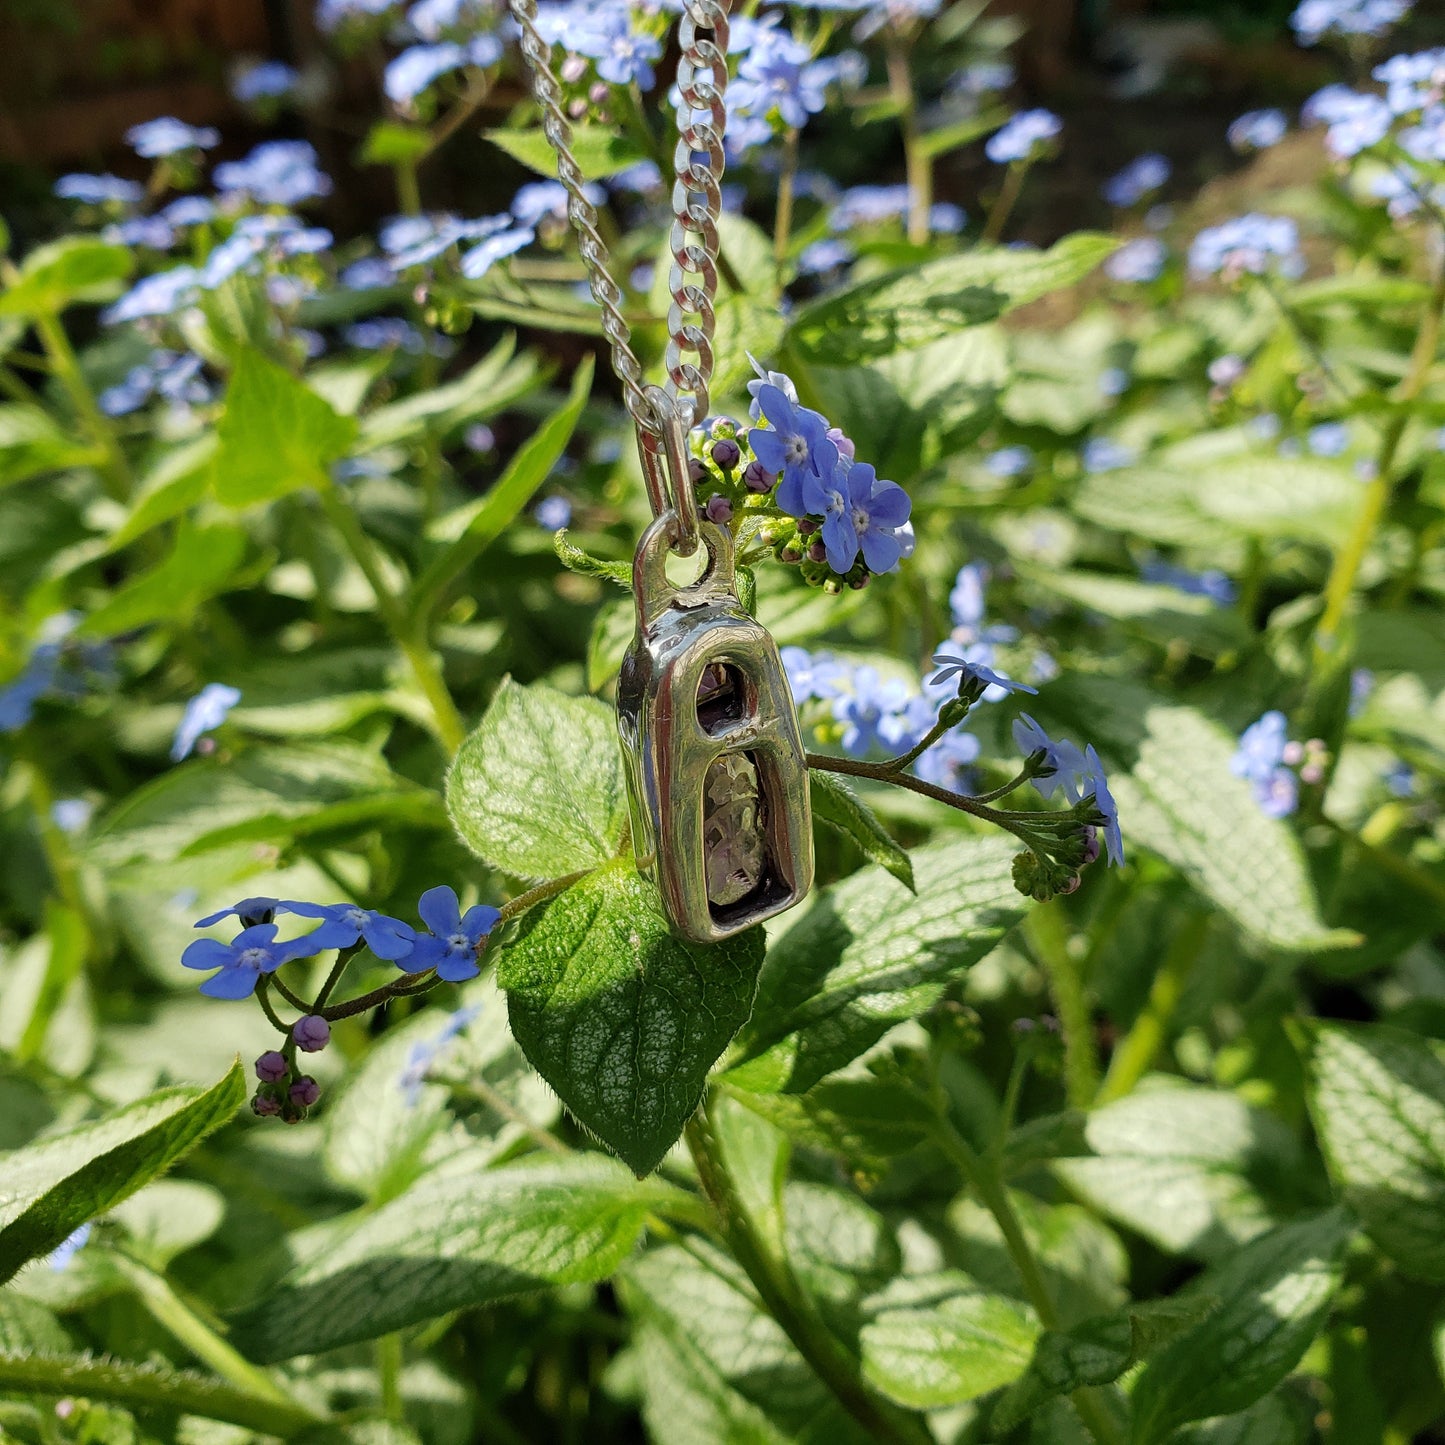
[
  {"left": 787, "top": 234, "right": 1116, "bottom": 367},
  {"left": 1073, "top": 457, "right": 1361, "bottom": 550},
  {"left": 0, "top": 237, "right": 132, "bottom": 317},
  {"left": 0, "top": 1294, "right": 70, "bottom": 1352},
  {"left": 917, "top": 106, "right": 1010, "bottom": 157},
  {"left": 621, "top": 1240, "right": 874, "bottom": 1445},
  {"left": 808, "top": 772, "right": 915, "bottom": 892},
  {"left": 91, "top": 741, "right": 443, "bottom": 871},
  {"left": 726, "top": 837, "right": 1025, "bottom": 1094},
  {"left": 1129, "top": 1211, "right": 1354, "bottom": 1445},
  {"left": 1171, "top": 1394, "right": 1310, "bottom": 1445},
  {"left": 79, "top": 521, "right": 247, "bottom": 637},
  {"left": 587, "top": 596, "right": 634, "bottom": 692},
  {"left": 995, "top": 1296, "right": 1217, "bottom": 1431},
  {"left": 446, "top": 676, "right": 628, "bottom": 880},
  {"left": 0, "top": 1353, "right": 320, "bottom": 1437},
  {"left": 0, "top": 1062, "right": 245, "bottom": 1284},
  {"left": 0, "top": 404, "right": 102, "bottom": 487},
  {"left": 1034, "top": 677, "right": 1357, "bottom": 953},
  {"left": 356, "top": 334, "right": 541, "bottom": 450},
  {"left": 487, "top": 124, "right": 645, "bottom": 179},
  {"left": 556, "top": 530, "right": 633, "bottom": 589},
  {"left": 1302, "top": 1021, "right": 1445, "bottom": 1281},
  {"left": 860, "top": 1272, "right": 1040, "bottom": 1408},
  {"left": 101, "top": 435, "right": 216, "bottom": 553},
  {"left": 416, "top": 357, "right": 592, "bottom": 604},
  {"left": 726, "top": 1078, "right": 936, "bottom": 1168},
  {"left": 211, "top": 350, "right": 358, "bottom": 506},
  {"left": 497, "top": 861, "right": 766, "bottom": 1174},
  {"left": 230, "top": 1154, "right": 667, "bottom": 1360},
  {"left": 1053, "top": 1079, "right": 1302, "bottom": 1262}
]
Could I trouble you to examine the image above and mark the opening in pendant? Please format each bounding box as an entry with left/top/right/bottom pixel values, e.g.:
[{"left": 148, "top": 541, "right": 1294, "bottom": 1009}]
[{"left": 695, "top": 661, "right": 746, "bottom": 735}]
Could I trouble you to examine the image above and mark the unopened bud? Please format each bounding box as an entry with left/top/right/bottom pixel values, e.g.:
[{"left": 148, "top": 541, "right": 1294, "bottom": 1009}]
[
  {"left": 710, "top": 438, "right": 741, "bottom": 470},
  {"left": 255, "top": 1050, "right": 288, "bottom": 1083},
  {"left": 849, "top": 573, "right": 870, "bottom": 589},
  {"left": 588, "top": 82, "right": 609, "bottom": 105},
  {"left": 704, "top": 493, "right": 733, "bottom": 524},
  {"left": 560, "top": 54, "right": 588, "bottom": 83},
  {"left": 828, "top": 427, "right": 855, "bottom": 461},
  {"left": 293, "top": 1015, "right": 330, "bottom": 1053},
  {"left": 807, "top": 539, "right": 827, "bottom": 563},
  {"left": 779, "top": 542, "right": 804, "bottom": 563},
  {"left": 1059, "top": 873, "right": 1082, "bottom": 895},
  {"left": 251, "top": 1092, "right": 282, "bottom": 1117},
  {"left": 289, "top": 1076, "right": 321, "bottom": 1107},
  {"left": 743, "top": 461, "right": 775, "bottom": 493},
  {"left": 797, "top": 518, "right": 818, "bottom": 535},
  {"left": 688, "top": 457, "right": 707, "bottom": 485},
  {"left": 1080, "top": 827, "right": 1101, "bottom": 867}
]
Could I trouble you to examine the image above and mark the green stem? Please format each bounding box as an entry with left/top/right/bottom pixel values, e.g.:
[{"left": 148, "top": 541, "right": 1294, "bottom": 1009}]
[
  {"left": 1024, "top": 903, "right": 1099, "bottom": 1108},
  {"left": 929, "top": 1113, "right": 1124, "bottom": 1445},
  {"left": 982, "top": 161, "right": 1028, "bottom": 246},
  {"left": 393, "top": 158, "right": 422, "bottom": 216},
  {"left": 319, "top": 488, "right": 467, "bottom": 753},
  {"left": 31, "top": 308, "right": 132, "bottom": 501},
  {"left": 1320, "top": 814, "right": 1445, "bottom": 910},
  {"left": 376, "top": 1334, "right": 405, "bottom": 1422},
  {"left": 684, "top": 1106, "right": 934, "bottom": 1445},
  {"left": 109, "top": 1253, "right": 308, "bottom": 1416},
  {"left": 1312, "top": 255, "right": 1445, "bottom": 668},
  {"left": 774, "top": 127, "right": 800, "bottom": 274},
  {"left": 254, "top": 978, "right": 292, "bottom": 1036},
  {"left": 806, "top": 751, "right": 1052, "bottom": 856},
  {"left": 1096, "top": 911, "right": 1206, "bottom": 1106},
  {"left": 885, "top": 37, "right": 929, "bottom": 246}
]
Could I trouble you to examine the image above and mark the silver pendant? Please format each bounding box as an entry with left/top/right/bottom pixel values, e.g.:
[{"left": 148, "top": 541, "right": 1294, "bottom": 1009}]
[{"left": 617, "top": 393, "right": 813, "bottom": 943}]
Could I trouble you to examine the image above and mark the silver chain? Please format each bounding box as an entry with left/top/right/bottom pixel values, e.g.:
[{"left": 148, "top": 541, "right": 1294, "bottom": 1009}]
[{"left": 505, "top": 0, "right": 730, "bottom": 437}]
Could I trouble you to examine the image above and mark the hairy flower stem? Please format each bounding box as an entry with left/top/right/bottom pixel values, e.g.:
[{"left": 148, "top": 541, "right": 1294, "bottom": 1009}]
[
  {"left": 982, "top": 160, "right": 1028, "bottom": 246},
  {"left": 31, "top": 307, "right": 132, "bottom": 502},
  {"left": 1024, "top": 902, "right": 1099, "bottom": 1108},
  {"left": 928, "top": 1111, "right": 1124, "bottom": 1445},
  {"left": 684, "top": 1105, "right": 935, "bottom": 1445},
  {"left": 1097, "top": 909, "right": 1206, "bottom": 1105},
  {"left": 109, "top": 1252, "right": 308, "bottom": 1415},
  {"left": 806, "top": 752, "right": 1055, "bottom": 858},
  {"left": 319, "top": 488, "right": 467, "bottom": 753},
  {"left": 885, "top": 36, "right": 930, "bottom": 246},
  {"left": 1313, "top": 255, "right": 1445, "bottom": 671}
]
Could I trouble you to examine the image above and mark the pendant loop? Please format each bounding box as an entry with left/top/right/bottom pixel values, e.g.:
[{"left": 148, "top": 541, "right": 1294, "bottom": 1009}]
[{"left": 636, "top": 384, "right": 700, "bottom": 557}]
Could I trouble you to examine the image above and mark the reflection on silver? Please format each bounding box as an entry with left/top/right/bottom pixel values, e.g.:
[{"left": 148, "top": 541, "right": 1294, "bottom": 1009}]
[{"left": 617, "top": 517, "right": 813, "bottom": 943}]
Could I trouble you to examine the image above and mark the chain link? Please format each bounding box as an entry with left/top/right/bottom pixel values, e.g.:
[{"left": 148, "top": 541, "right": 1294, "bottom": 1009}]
[
  {"left": 506, "top": 0, "right": 652, "bottom": 429},
  {"left": 666, "top": 0, "right": 730, "bottom": 431},
  {"left": 505, "top": 0, "right": 731, "bottom": 441}
]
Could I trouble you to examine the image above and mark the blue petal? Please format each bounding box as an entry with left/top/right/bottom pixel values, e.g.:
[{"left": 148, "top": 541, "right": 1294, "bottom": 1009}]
[
  {"left": 363, "top": 915, "right": 418, "bottom": 960},
  {"left": 181, "top": 938, "right": 233, "bottom": 971},
  {"left": 461, "top": 904, "right": 501, "bottom": 943},
  {"left": 418, "top": 885, "right": 462, "bottom": 937},
  {"left": 748, "top": 427, "right": 787, "bottom": 473},
  {"left": 396, "top": 934, "right": 448, "bottom": 975},
  {"left": 436, "top": 953, "right": 481, "bottom": 983},
  {"left": 865, "top": 480, "right": 911, "bottom": 528},
  {"left": 774, "top": 471, "right": 807, "bottom": 517},
  {"left": 756, "top": 384, "right": 794, "bottom": 432},
  {"left": 198, "top": 965, "right": 259, "bottom": 999},
  {"left": 821, "top": 513, "right": 859, "bottom": 573},
  {"left": 860, "top": 526, "right": 902, "bottom": 574}
]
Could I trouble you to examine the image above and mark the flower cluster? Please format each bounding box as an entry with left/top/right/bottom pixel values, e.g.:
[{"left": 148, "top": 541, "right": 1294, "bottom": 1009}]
[
  {"left": 0, "top": 616, "right": 113, "bottom": 734},
  {"left": 985, "top": 109, "right": 1062, "bottom": 165},
  {"left": 1188, "top": 214, "right": 1303, "bottom": 280},
  {"left": 1102, "top": 153, "right": 1170, "bottom": 208},
  {"left": 182, "top": 886, "right": 500, "bottom": 1001},
  {"left": 724, "top": 363, "right": 914, "bottom": 588},
  {"left": 1228, "top": 108, "right": 1288, "bottom": 153},
  {"left": 1231, "top": 711, "right": 1330, "bottom": 817},
  {"left": 829, "top": 185, "right": 965, "bottom": 236},
  {"left": 1291, "top": 0, "right": 1411, "bottom": 45}
]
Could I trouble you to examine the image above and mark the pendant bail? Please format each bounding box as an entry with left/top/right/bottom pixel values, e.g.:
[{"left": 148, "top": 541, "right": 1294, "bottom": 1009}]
[{"left": 635, "top": 384, "right": 700, "bottom": 557}]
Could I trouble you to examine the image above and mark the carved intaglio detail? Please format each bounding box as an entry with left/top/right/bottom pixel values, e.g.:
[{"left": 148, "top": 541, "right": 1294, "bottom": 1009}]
[{"left": 703, "top": 752, "right": 765, "bottom": 906}]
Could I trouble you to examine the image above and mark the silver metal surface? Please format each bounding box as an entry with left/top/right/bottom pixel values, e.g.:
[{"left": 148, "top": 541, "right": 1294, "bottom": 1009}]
[
  {"left": 617, "top": 517, "right": 814, "bottom": 942},
  {"left": 636, "top": 386, "right": 700, "bottom": 556}
]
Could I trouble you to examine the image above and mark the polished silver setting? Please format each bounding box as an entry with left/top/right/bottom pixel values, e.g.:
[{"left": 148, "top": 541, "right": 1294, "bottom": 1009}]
[{"left": 617, "top": 515, "right": 813, "bottom": 943}]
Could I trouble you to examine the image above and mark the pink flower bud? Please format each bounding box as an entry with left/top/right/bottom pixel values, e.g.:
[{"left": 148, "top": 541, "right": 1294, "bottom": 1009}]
[
  {"left": 289, "top": 1076, "right": 321, "bottom": 1107},
  {"left": 252, "top": 1092, "right": 282, "bottom": 1117},
  {"left": 704, "top": 494, "right": 733, "bottom": 524},
  {"left": 255, "top": 1050, "right": 287, "bottom": 1083},
  {"left": 710, "top": 438, "right": 741, "bottom": 470},
  {"left": 293, "top": 1015, "right": 330, "bottom": 1053},
  {"left": 742, "top": 461, "right": 775, "bottom": 493}
]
